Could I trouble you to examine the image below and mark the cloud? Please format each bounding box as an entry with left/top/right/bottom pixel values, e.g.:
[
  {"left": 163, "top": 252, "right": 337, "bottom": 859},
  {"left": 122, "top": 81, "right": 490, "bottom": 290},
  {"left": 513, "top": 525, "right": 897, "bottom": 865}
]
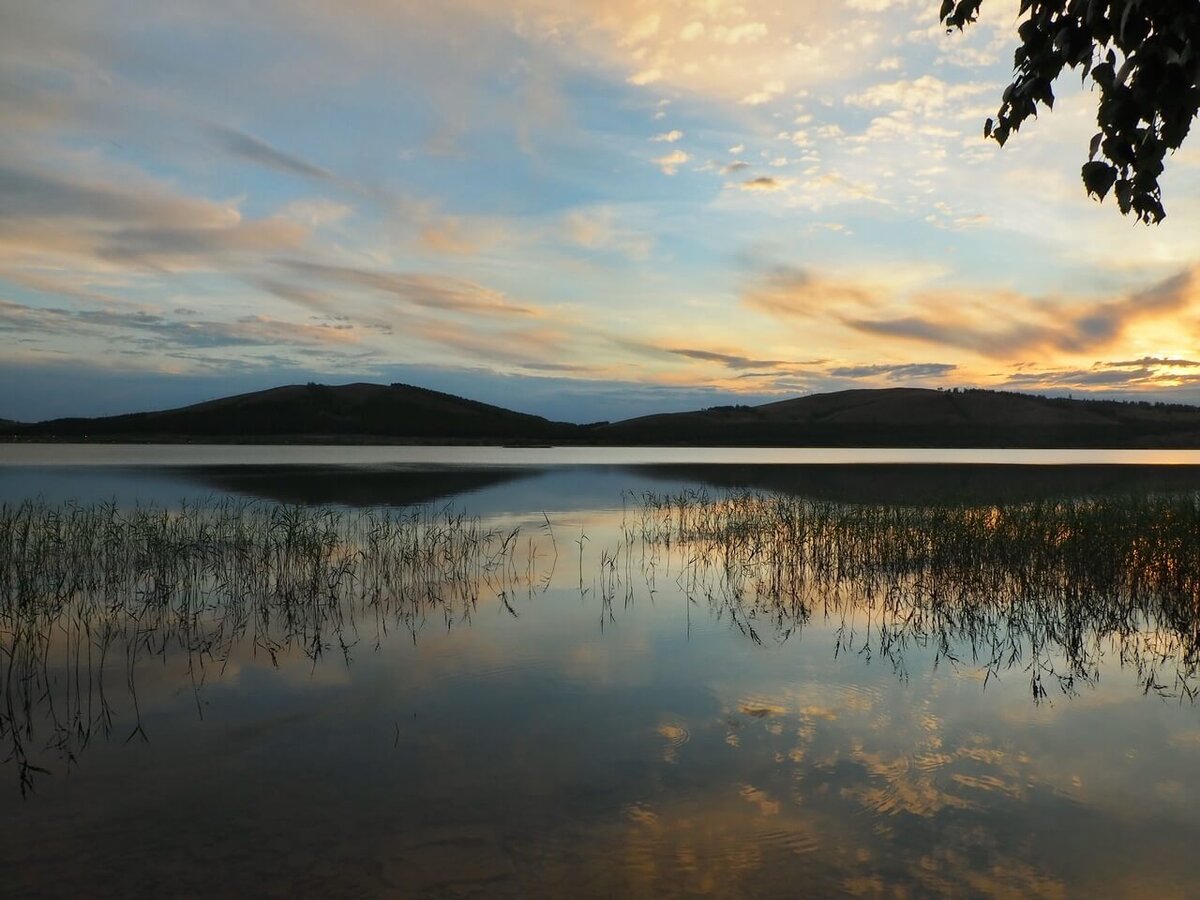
[
  {"left": 650, "top": 130, "right": 684, "bottom": 143},
  {"left": 97, "top": 219, "right": 307, "bottom": 267},
  {"left": 627, "top": 68, "right": 662, "bottom": 86},
  {"left": 562, "top": 208, "right": 653, "bottom": 259},
  {"left": 998, "top": 355, "right": 1200, "bottom": 394},
  {"left": 740, "top": 80, "right": 786, "bottom": 106},
  {"left": 208, "top": 123, "right": 481, "bottom": 256},
  {"left": 715, "top": 22, "right": 769, "bottom": 44},
  {"left": 653, "top": 149, "right": 690, "bottom": 175},
  {"left": 828, "top": 362, "right": 957, "bottom": 379},
  {"left": 621, "top": 12, "right": 662, "bottom": 46},
  {"left": 1105, "top": 357, "right": 1200, "bottom": 369},
  {"left": 1000, "top": 361, "right": 1200, "bottom": 393},
  {"left": 484, "top": 0, "right": 879, "bottom": 104},
  {"left": 668, "top": 348, "right": 790, "bottom": 370},
  {"left": 207, "top": 125, "right": 334, "bottom": 181},
  {"left": 0, "top": 161, "right": 308, "bottom": 272},
  {"left": 738, "top": 176, "right": 791, "bottom": 192},
  {"left": 0, "top": 298, "right": 367, "bottom": 350},
  {"left": 743, "top": 266, "right": 876, "bottom": 318},
  {"left": 746, "top": 264, "right": 1200, "bottom": 361},
  {"left": 276, "top": 261, "right": 539, "bottom": 317},
  {"left": 405, "top": 319, "right": 572, "bottom": 368},
  {"left": 846, "top": 269, "right": 1200, "bottom": 358},
  {"left": 847, "top": 75, "right": 992, "bottom": 117},
  {"left": 0, "top": 163, "right": 233, "bottom": 226}
]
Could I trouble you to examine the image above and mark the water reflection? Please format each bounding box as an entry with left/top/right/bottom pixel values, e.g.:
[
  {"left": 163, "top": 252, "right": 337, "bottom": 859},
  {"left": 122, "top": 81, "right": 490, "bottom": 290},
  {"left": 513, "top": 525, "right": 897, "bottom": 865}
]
[
  {"left": 627, "top": 489, "right": 1200, "bottom": 700},
  {"left": 3, "top": 490, "right": 1200, "bottom": 896},
  {"left": 5, "top": 492, "right": 1200, "bottom": 786},
  {"left": 0, "top": 500, "right": 540, "bottom": 794},
  {"left": 14, "top": 461, "right": 1200, "bottom": 511}
]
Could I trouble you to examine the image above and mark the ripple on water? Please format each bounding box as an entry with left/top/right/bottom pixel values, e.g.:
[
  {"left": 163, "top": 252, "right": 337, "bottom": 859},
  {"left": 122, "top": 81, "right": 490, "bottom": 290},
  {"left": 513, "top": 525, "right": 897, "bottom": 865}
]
[
  {"left": 912, "top": 751, "right": 954, "bottom": 773},
  {"left": 756, "top": 825, "right": 821, "bottom": 857},
  {"left": 831, "top": 680, "right": 885, "bottom": 716},
  {"left": 657, "top": 719, "right": 690, "bottom": 763}
]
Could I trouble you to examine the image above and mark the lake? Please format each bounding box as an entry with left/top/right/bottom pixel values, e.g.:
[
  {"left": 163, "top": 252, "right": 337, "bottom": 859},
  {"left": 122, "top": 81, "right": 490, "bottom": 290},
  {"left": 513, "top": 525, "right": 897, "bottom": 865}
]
[{"left": 3, "top": 446, "right": 1200, "bottom": 898}]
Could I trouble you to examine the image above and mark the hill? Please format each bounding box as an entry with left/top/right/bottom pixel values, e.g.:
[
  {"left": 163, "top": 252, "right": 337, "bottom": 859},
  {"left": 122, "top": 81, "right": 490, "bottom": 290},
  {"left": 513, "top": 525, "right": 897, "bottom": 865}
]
[
  {"left": 5, "top": 384, "right": 1200, "bottom": 447},
  {"left": 591, "top": 387, "right": 1200, "bottom": 447},
  {"left": 3, "top": 382, "right": 578, "bottom": 442}
]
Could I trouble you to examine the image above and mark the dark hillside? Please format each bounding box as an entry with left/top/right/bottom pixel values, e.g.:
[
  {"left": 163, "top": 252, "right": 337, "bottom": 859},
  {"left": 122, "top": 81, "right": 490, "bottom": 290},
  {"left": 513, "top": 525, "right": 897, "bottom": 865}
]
[
  {"left": 6, "top": 384, "right": 1200, "bottom": 447},
  {"left": 5, "top": 382, "right": 579, "bottom": 442},
  {"left": 593, "top": 388, "right": 1200, "bottom": 447}
]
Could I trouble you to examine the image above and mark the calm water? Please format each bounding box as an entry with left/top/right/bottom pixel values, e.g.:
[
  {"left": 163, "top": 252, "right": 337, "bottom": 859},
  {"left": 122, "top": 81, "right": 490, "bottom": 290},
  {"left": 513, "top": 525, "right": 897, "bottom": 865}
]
[{"left": 3, "top": 447, "right": 1200, "bottom": 898}]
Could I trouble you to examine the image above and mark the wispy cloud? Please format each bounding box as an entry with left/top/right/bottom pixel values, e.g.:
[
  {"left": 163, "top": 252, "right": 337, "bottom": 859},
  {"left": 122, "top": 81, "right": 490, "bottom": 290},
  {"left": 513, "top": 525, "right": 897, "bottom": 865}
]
[
  {"left": 0, "top": 298, "right": 370, "bottom": 349},
  {"left": 667, "top": 347, "right": 790, "bottom": 369},
  {"left": 276, "top": 261, "right": 540, "bottom": 317},
  {"left": 829, "top": 362, "right": 957, "bottom": 379},
  {"left": 0, "top": 160, "right": 308, "bottom": 273},
  {"left": 745, "top": 264, "right": 1200, "bottom": 361},
  {"left": 846, "top": 269, "right": 1199, "bottom": 357},
  {"left": 207, "top": 125, "right": 334, "bottom": 181}
]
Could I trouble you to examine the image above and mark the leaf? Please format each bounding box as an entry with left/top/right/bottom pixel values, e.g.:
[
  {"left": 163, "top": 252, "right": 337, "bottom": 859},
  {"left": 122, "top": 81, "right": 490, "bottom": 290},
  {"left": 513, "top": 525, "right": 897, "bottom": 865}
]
[
  {"left": 1091, "top": 61, "right": 1115, "bottom": 89},
  {"left": 1114, "top": 178, "right": 1133, "bottom": 214},
  {"left": 1082, "top": 161, "right": 1118, "bottom": 200}
]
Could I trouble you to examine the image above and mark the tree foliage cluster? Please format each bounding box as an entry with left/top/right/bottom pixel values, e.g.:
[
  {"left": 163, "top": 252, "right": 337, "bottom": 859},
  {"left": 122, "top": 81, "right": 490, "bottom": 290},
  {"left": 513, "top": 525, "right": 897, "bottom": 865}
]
[{"left": 941, "top": 0, "right": 1200, "bottom": 223}]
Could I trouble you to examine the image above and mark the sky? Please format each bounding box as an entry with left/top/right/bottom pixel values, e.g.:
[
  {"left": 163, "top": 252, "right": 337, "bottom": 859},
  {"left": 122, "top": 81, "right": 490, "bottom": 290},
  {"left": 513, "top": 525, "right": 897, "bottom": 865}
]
[{"left": 3, "top": 0, "right": 1200, "bottom": 423}]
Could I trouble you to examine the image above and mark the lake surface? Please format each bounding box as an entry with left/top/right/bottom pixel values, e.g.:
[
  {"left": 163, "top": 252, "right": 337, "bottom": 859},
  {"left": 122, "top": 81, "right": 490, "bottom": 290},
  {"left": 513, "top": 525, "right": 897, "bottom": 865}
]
[
  {"left": 8, "top": 443, "right": 1200, "bottom": 467},
  {"left": 3, "top": 447, "right": 1200, "bottom": 898}
]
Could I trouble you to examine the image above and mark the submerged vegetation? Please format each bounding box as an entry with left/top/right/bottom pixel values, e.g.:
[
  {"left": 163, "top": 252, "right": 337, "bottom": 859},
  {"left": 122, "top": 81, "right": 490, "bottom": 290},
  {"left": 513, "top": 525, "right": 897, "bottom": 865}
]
[{"left": 3, "top": 489, "right": 1200, "bottom": 794}]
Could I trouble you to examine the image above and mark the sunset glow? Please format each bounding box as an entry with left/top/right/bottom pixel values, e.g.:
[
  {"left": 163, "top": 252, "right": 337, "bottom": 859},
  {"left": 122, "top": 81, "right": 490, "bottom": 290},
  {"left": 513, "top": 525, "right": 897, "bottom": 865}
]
[{"left": 3, "top": 0, "right": 1200, "bottom": 421}]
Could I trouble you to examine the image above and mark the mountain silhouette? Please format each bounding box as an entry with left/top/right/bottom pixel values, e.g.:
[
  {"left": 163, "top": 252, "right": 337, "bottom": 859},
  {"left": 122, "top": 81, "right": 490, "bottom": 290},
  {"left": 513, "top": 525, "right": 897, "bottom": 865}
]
[{"left": 6, "top": 383, "right": 1200, "bottom": 448}]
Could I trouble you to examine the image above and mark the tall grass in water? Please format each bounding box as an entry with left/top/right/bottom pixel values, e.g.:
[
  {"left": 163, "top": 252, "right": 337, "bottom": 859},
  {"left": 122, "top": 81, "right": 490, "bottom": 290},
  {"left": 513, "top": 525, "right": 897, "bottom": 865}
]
[
  {"left": 5, "top": 490, "right": 1200, "bottom": 795},
  {"left": 624, "top": 489, "right": 1200, "bottom": 700},
  {"left": 0, "top": 499, "right": 536, "bottom": 795}
]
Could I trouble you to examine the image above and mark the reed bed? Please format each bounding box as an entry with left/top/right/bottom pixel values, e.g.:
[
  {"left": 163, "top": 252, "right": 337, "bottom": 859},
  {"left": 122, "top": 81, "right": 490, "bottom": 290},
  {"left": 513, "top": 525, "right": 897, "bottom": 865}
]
[
  {"left": 624, "top": 489, "right": 1200, "bottom": 701},
  {"left": 0, "top": 499, "right": 533, "bottom": 794},
  {"left": 5, "top": 490, "right": 1200, "bottom": 795}
]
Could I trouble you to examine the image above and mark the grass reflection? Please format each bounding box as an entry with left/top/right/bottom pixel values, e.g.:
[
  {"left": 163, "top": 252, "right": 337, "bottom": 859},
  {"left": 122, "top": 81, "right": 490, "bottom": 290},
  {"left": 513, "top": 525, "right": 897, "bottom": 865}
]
[
  {"left": 3, "top": 489, "right": 1200, "bottom": 798},
  {"left": 0, "top": 499, "right": 539, "bottom": 795},
  {"left": 625, "top": 489, "right": 1200, "bottom": 702}
]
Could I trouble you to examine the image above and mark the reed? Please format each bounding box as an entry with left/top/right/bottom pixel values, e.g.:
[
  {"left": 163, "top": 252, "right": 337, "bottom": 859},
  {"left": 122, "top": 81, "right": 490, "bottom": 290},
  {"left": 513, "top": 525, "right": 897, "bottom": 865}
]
[
  {"left": 0, "top": 498, "right": 538, "bottom": 795},
  {"left": 4, "top": 489, "right": 1200, "bottom": 796},
  {"left": 624, "top": 488, "right": 1200, "bottom": 701}
]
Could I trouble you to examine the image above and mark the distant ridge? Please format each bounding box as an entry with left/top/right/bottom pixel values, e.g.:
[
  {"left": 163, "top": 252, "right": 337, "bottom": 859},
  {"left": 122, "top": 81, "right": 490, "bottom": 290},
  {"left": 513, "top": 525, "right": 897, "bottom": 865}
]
[{"left": 5, "top": 383, "right": 1200, "bottom": 447}]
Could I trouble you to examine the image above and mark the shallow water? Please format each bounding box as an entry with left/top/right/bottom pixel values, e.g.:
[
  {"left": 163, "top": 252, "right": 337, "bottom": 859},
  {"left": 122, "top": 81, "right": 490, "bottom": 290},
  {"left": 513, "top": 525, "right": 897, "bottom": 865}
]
[{"left": 2, "top": 451, "right": 1199, "bottom": 898}]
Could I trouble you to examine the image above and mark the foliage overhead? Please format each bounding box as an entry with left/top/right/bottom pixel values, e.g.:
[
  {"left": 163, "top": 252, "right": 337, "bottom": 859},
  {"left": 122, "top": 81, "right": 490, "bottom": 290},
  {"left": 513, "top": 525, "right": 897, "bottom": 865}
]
[{"left": 941, "top": 0, "right": 1200, "bottom": 223}]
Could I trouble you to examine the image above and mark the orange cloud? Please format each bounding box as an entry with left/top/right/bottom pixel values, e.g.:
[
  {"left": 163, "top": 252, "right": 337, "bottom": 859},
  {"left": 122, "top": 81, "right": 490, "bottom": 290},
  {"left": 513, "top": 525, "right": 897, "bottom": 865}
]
[{"left": 744, "top": 265, "right": 1200, "bottom": 361}]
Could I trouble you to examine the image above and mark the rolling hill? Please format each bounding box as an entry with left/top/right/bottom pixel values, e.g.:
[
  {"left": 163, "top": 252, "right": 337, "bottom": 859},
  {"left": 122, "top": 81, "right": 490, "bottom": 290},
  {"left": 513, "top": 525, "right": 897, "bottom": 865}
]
[
  {"left": 2, "top": 382, "right": 577, "bottom": 442},
  {"left": 5, "top": 383, "right": 1200, "bottom": 447},
  {"left": 591, "top": 387, "right": 1200, "bottom": 447}
]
